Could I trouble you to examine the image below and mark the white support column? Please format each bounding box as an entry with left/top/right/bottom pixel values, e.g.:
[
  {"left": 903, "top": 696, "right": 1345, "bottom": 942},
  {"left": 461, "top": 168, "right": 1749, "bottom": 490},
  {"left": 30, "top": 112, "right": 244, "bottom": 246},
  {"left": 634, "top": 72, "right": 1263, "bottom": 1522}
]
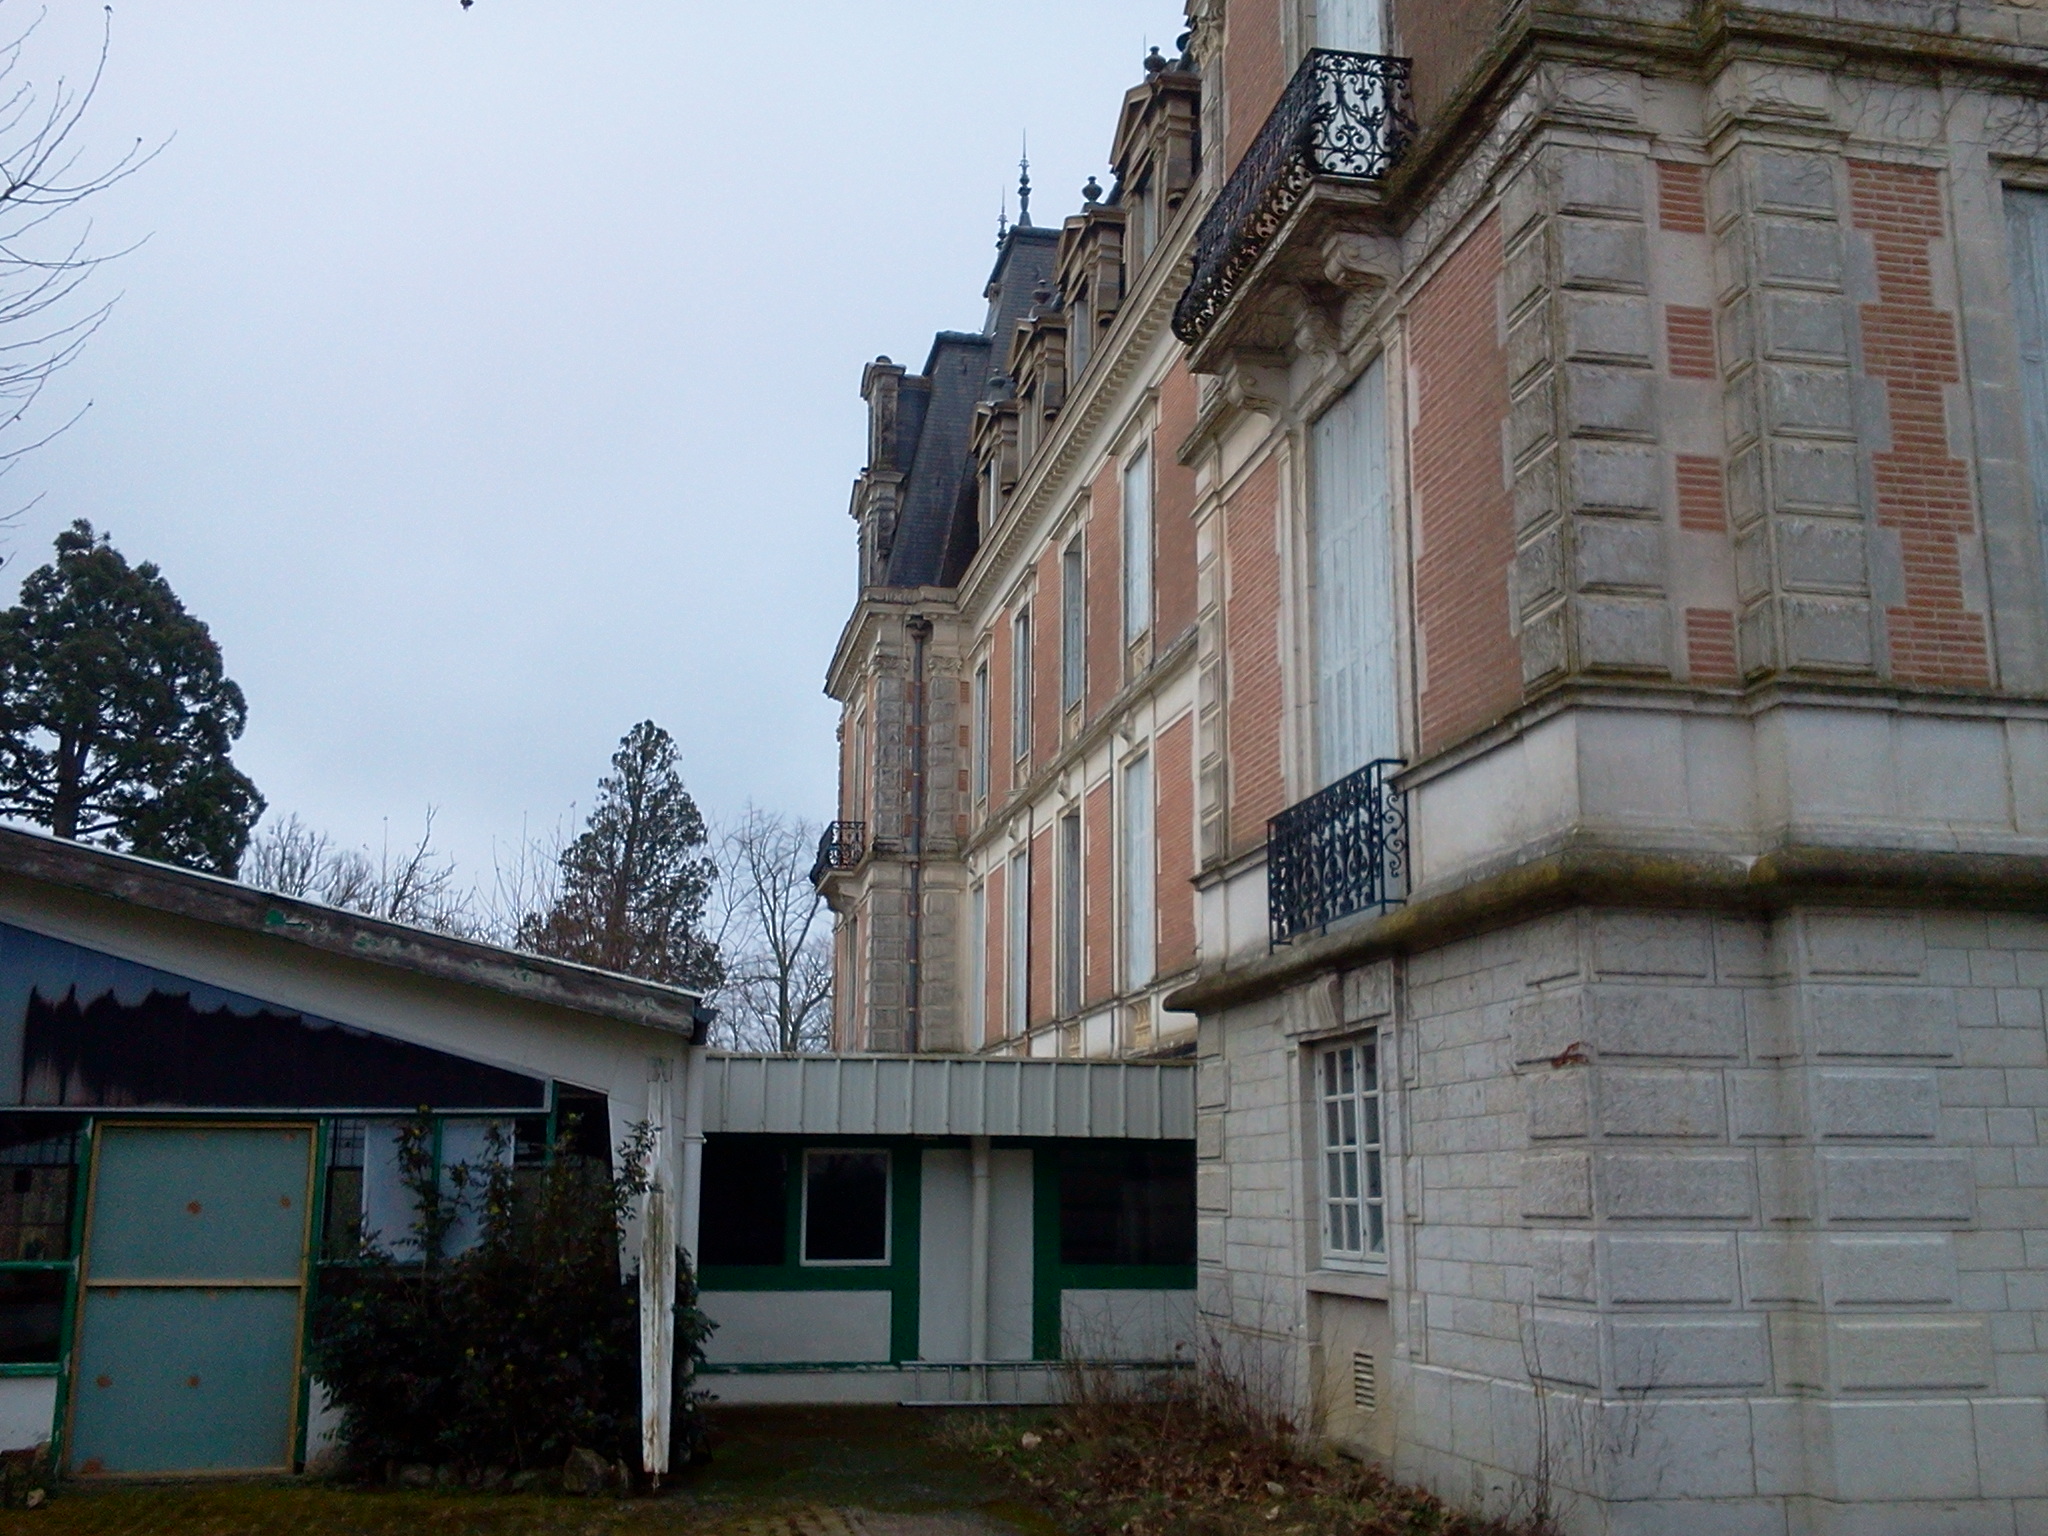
[
  {"left": 969, "top": 1133, "right": 991, "bottom": 1393},
  {"left": 637, "top": 1057, "right": 676, "bottom": 1481},
  {"left": 678, "top": 1041, "right": 708, "bottom": 1267}
]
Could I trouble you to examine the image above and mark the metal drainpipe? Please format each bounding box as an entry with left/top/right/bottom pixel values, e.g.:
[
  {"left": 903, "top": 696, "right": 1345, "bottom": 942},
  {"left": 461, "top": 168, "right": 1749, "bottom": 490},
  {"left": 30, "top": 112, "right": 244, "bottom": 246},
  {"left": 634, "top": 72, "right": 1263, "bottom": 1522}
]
[
  {"left": 969, "top": 1134, "right": 992, "bottom": 1398},
  {"left": 905, "top": 614, "right": 932, "bottom": 1054}
]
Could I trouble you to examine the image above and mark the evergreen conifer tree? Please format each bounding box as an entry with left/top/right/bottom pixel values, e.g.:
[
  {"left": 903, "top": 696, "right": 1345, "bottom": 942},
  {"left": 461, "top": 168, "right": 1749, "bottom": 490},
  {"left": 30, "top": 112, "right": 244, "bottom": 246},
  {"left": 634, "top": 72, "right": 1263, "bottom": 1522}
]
[{"left": 0, "top": 520, "right": 263, "bottom": 873}]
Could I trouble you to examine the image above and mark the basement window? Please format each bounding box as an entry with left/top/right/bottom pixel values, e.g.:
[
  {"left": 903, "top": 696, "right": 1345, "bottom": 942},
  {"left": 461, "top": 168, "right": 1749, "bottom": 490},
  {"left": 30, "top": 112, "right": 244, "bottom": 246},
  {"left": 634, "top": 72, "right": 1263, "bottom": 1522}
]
[{"left": 801, "top": 1149, "right": 890, "bottom": 1265}]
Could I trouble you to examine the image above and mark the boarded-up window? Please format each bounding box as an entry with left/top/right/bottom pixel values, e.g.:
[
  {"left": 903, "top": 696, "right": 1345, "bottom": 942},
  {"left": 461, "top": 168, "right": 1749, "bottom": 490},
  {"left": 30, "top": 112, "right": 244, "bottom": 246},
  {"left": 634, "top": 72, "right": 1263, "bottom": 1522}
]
[
  {"left": 1062, "top": 537, "right": 1086, "bottom": 709},
  {"left": 1122, "top": 752, "right": 1155, "bottom": 989},
  {"left": 1123, "top": 447, "right": 1153, "bottom": 644},
  {"left": 1058, "top": 811, "right": 1083, "bottom": 1016},
  {"left": 1316, "top": 0, "right": 1382, "bottom": 51},
  {"left": 1310, "top": 354, "right": 1399, "bottom": 785},
  {"left": 1006, "top": 848, "right": 1030, "bottom": 1035},
  {"left": 2007, "top": 189, "right": 2048, "bottom": 583}
]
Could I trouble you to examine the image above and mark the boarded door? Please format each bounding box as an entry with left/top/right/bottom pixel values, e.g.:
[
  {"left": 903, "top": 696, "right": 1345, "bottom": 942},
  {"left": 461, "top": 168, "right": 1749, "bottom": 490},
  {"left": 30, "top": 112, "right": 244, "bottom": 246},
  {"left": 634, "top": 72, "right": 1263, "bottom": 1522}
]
[{"left": 68, "top": 1125, "right": 313, "bottom": 1474}]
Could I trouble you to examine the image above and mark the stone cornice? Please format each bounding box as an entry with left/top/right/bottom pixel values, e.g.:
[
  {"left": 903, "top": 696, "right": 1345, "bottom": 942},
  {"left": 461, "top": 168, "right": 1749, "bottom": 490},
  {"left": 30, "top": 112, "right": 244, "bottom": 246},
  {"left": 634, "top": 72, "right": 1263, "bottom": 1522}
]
[
  {"left": 823, "top": 586, "right": 960, "bottom": 703},
  {"left": 1166, "top": 837, "right": 2048, "bottom": 1016}
]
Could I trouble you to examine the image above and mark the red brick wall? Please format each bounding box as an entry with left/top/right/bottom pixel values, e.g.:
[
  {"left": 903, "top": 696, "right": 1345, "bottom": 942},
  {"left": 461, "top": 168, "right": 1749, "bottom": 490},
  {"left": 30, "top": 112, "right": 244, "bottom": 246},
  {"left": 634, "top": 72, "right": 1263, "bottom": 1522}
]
[
  {"left": 1034, "top": 547, "right": 1061, "bottom": 767},
  {"left": 1676, "top": 455, "right": 1726, "bottom": 534},
  {"left": 1411, "top": 213, "right": 1518, "bottom": 754},
  {"left": 1224, "top": 454, "right": 1285, "bottom": 854},
  {"left": 1391, "top": 0, "right": 1507, "bottom": 130},
  {"left": 1224, "top": 0, "right": 1287, "bottom": 173},
  {"left": 1155, "top": 713, "right": 1196, "bottom": 977},
  {"left": 1686, "top": 608, "right": 1738, "bottom": 685},
  {"left": 989, "top": 608, "right": 1012, "bottom": 803},
  {"left": 982, "top": 864, "right": 1004, "bottom": 1048},
  {"left": 1656, "top": 161, "right": 1707, "bottom": 235},
  {"left": 1083, "top": 778, "right": 1113, "bottom": 1005},
  {"left": 1666, "top": 305, "right": 1716, "bottom": 380},
  {"left": 1086, "top": 461, "right": 1121, "bottom": 719},
  {"left": 1029, "top": 825, "right": 1053, "bottom": 1028},
  {"left": 1847, "top": 160, "right": 1991, "bottom": 689},
  {"left": 1155, "top": 366, "right": 1200, "bottom": 649}
]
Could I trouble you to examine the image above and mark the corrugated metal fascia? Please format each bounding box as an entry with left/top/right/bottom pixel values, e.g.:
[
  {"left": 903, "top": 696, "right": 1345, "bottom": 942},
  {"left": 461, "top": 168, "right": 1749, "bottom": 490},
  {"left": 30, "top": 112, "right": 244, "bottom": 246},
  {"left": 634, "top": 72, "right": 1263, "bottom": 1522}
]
[{"left": 700, "top": 1054, "right": 1194, "bottom": 1139}]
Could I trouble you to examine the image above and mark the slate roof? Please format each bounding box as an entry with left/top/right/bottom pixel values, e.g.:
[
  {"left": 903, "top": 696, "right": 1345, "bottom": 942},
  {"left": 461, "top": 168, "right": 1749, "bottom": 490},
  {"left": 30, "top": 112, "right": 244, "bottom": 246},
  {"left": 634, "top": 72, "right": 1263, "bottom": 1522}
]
[{"left": 877, "top": 224, "right": 1059, "bottom": 590}]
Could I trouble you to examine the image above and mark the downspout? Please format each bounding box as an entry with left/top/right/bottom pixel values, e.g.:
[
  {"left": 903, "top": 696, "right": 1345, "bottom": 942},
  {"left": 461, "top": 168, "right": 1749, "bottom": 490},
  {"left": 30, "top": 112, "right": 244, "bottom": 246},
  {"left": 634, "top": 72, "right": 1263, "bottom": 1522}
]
[
  {"left": 969, "top": 1134, "right": 992, "bottom": 1398},
  {"left": 680, "top": 1001, "right": 713, "bottom": 1264},
  {"left": 905, "top": 614, "right": 932, "bottom": 1054}
]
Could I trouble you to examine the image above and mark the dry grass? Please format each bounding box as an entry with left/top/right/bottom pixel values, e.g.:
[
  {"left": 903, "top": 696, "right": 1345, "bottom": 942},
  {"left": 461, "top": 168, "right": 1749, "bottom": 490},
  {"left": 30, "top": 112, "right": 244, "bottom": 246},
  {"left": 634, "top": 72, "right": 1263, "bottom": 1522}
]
[{"left": 944, "top": 1359, "right": 1560, "bottom": 1536}]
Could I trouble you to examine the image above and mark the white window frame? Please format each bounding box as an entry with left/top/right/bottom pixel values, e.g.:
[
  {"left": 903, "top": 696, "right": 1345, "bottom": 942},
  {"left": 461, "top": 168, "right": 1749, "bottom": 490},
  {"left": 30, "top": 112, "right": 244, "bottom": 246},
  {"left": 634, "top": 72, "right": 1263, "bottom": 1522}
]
[
  {"left": 1315, "top": 1035, "right": 1385, "bottom": 1268},
  {"left": 1121, "top": 751, "right": 1154, "bottom": 991},
  {"left": 799, "top": 1147, "right": 892, "bottom": 1267},
  {"left": 968, "top": 881, "right": 987, "bottom": 1046},
  {"left": 1011, "top": 608, "right": 1033, "bottom": 764},
  {"left": 971, "top": 661, "right": 990, "bottom": 803},
  {"left": 1122, "top": 445, "right": 1153, "bottom": 645},
  {"left": 1061, "top": 535, "right": 1086, "bottom": 710},
  {"left": 1006, "top": 847, "right": 1030, "bottom": 1036}
]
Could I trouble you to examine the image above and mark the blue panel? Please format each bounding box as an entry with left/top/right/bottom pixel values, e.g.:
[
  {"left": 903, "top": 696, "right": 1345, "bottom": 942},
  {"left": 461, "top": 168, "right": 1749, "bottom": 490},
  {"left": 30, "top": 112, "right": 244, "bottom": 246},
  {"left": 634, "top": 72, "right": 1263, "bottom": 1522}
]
[
  {"left": 88, "top": 1126, "right": 311, "bottom": 1282},
  {"left": 69, "top": 1287, "right": 302, "bottom": 1473}
]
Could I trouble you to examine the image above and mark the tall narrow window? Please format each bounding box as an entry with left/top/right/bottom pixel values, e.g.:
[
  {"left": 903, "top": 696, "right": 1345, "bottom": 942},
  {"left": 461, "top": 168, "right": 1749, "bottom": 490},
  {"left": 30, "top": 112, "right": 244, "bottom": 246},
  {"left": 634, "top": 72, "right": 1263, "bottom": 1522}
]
[
  {"left": 1006, "top": 848, "right": 1030, "bottom": 1035},
  {"left": 972, "top": 662, "right": 990, "bottom": 803},
  {"left": 1062, "top": 537, "right": 1086, "bottom": 709},
  {"left": 2007, "top": 189, "right": 2048, "bottom": 581},
  {"left": 1122, "top": 445, "right": 1153, "bottom": 645},
  {"left": 1058, "top": 810, "right": 1083, "bottom": 1016},
  {"left": 1316, "top": 1036, "right": 1385, "bottom": 1264},
  {"left": 1011, "top": 609, "right": 1033, "bottom": 763},
  {"left": 1316, "top": 0, "right": 1383, "bottom": 51},
  {"left": 851, "top": 710, "right": 868, "bottom": 822},
  {"left": 1121, "top": 752, "right": 1154, "bottom": 990},
  {"left": 1311, "top": 354, "right": 1398, "bottom": 787},
  {"left": 969, "top": 881, "right": 987, "bottom": 1045}
]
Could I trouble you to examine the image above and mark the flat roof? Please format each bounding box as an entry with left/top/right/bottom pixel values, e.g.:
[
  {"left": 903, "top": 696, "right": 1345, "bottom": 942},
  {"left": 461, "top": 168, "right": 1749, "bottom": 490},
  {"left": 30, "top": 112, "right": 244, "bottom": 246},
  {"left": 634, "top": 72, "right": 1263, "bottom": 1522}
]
[{"left": 0, "top": 823, "right": 704, "bottom": 1036}]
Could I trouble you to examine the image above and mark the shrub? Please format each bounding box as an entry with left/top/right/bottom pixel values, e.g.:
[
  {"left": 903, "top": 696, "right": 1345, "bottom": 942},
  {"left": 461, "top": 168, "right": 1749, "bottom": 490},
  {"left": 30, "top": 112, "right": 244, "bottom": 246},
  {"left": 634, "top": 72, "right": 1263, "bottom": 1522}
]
[{"left": 310, "top": 1115, "right": 711, "bottom": 1480}]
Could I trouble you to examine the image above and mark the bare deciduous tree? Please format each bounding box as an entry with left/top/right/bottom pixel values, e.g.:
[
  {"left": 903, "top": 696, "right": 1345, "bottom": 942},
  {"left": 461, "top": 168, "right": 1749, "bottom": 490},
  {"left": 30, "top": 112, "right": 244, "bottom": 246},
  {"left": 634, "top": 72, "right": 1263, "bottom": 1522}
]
[
  {"left": 707, "top": 808, "right": 832, "bottom": 1053},
  {"left": 241, "top": 807, "right": 473, "bottom": 935}
]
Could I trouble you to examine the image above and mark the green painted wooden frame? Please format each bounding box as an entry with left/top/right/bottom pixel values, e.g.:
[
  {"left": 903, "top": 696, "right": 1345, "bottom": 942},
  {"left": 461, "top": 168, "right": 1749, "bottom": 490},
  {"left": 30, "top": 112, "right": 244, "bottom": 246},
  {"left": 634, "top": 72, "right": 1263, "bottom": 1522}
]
[
  {"left": 1028, "top": 1140, "right": 1196, "bottom": 1361},
  {"left": 696, "top": 1135, "right": 923, "bottom": 1363}
]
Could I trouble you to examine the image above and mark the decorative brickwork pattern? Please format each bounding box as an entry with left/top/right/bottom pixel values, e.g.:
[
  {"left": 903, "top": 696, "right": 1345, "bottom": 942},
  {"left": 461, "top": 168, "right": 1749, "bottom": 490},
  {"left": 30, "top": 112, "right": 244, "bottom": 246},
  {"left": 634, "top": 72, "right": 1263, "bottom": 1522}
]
[
  {"left": 1847, "top": 160, "right": 1992, "bottom": 689},
  {"left": 1223, "top": 455, "right": 1285, "bottom": 855},
  {"left": 1425, "top": 208, "right": 1534, "bottom": 744},
  {"left": 1675, "top": 453, "right": 1727, "bottom": 533},
  {"left": 1666, "top": 304, "right": 1716, "bottom": 380},
  {"left": 1029, "top": 824, "right": 1053, "bottom": 1028},
  {"left": 1155, "top": 713, "right": 1197, "bottom": 977},
  {"left": 1155, "top": 365, "right": 1201, "bottom": 648},
  {"left": 1685, "top": 606, "right": 1740, "bottom": 684},
  {"left": 1655, "top": 159, "right": 1707, "bottom": 235},
  {"left": 1083, "top": 777, "right": 1113, "bottom": 1005}
]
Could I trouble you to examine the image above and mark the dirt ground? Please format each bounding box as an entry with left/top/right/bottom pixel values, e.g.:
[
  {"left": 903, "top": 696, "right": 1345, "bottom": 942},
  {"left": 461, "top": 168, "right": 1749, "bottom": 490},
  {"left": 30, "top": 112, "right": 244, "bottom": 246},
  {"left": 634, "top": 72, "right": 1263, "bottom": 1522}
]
[{"left": 0, "top": 1408, "right": 1052, "bottom": 1536}]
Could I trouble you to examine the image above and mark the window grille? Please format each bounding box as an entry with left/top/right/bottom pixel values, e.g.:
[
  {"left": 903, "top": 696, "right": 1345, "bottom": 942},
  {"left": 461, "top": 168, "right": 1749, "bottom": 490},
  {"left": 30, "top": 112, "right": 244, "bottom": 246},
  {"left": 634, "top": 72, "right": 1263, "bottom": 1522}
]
[{"left": 1316, "top": 1035, "right": 1384, "bottom": 1263}]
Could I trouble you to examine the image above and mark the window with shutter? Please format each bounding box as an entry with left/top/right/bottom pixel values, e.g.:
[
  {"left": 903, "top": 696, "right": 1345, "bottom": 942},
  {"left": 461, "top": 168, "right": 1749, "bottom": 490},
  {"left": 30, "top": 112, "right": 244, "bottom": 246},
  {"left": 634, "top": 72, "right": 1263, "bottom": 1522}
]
[{"left": 1310, "top": 355, "right": 1398, "bottom": 787}]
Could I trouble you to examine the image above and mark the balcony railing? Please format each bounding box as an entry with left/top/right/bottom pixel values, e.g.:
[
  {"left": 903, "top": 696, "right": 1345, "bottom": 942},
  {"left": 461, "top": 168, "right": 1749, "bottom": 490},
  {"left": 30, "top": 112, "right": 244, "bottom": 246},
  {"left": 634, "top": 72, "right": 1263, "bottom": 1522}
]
[
  {"left": 1267, "top": 759, "right": 1407, "bottom": 947},
  {"left": 1171, "top": 49, "right": 1415, "bottom": 346},
  {"left": 808, "top": 820, "right": 866, "bottom": 885}
]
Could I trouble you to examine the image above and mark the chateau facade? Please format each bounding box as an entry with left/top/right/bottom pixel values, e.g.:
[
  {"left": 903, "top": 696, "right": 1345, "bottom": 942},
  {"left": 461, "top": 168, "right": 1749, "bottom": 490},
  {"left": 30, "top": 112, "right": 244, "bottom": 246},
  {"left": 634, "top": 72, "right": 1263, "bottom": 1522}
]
[{"left": 821, "top": 0, "right": 2048, "bottom": 1528}]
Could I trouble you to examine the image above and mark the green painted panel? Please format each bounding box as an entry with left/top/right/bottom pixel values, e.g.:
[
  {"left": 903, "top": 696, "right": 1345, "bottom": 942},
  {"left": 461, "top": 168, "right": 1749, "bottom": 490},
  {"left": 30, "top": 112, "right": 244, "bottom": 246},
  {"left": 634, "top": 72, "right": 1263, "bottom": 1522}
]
[
  {"left": 88, "top": 1127, "right": 311, "bottom": 1282},
  {"left": 69, "top": 1287, "right": 301, "bottom": 1472}
]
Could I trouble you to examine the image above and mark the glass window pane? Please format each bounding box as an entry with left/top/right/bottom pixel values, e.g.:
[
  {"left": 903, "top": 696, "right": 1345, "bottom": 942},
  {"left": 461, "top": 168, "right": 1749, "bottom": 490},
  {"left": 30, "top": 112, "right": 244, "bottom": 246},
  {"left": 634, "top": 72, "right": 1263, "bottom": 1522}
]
[
  {"left": 0, "top": 1269, "right": 64, "bottom": 1364},
  {"left": 803, "top": 1150, "right": 889, "bottom": 1263}
]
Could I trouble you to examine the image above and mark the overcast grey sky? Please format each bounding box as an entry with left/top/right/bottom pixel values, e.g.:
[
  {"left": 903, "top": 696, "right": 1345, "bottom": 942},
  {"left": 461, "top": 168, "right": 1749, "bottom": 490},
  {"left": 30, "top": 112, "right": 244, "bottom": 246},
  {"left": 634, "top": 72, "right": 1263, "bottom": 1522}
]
[{"left": 6, "top": 0, "right": 1176, "bottom": 879}]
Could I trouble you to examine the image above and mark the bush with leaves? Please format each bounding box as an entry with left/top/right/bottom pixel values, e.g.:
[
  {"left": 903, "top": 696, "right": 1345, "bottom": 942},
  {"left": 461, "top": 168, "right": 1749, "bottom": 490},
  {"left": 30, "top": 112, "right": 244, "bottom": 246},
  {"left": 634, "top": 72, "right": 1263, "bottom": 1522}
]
[{"left": 310, "top": 1115, "right": 711, "bottom": 1481}]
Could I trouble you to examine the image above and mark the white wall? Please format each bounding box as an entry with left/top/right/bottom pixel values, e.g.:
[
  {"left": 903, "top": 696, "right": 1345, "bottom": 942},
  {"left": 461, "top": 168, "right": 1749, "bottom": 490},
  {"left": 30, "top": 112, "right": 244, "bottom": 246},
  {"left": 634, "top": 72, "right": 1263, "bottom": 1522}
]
[{"left": 698, "top": 1291, "right": 892, "bottom": 1365}]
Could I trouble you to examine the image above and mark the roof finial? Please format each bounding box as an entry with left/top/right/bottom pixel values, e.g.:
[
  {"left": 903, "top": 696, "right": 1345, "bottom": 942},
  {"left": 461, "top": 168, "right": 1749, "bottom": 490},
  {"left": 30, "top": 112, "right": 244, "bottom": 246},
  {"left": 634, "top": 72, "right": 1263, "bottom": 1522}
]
[
  {"left": 996, "top": 188, "right": 1009, "bottom": 248},
  {"left": 1017, "top": 133, "right": 1033, "bottom": 228}
]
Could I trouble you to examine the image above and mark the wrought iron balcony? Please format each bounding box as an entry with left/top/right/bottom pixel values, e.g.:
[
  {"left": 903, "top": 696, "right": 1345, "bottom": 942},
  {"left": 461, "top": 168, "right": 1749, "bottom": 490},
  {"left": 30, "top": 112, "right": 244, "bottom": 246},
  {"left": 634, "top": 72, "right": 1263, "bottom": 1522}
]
[
  {"left": 808, "top": 821, "right": 866, "bottom": 885},
  {"left": 1267, "top": 759, "right": 1407, "bottom": 947},
  {"left": 1172, "top": 49, "right": 1415, "bottom": 346}
]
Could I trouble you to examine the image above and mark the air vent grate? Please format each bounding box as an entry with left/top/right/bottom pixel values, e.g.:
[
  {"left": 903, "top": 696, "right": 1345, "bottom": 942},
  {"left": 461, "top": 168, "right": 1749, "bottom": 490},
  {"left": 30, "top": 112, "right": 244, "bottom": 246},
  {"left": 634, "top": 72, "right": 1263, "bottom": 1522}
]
[{"left": 1351, "top": 1350, "right": 1377, "bottom": 1412}]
